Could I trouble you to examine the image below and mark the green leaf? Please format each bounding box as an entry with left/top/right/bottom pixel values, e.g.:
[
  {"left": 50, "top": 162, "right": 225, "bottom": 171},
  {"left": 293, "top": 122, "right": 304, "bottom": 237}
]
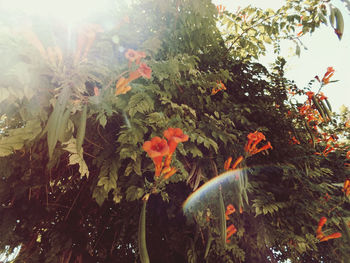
[
  {"left": 46, "top": 86, "right": 71, "bottom": 159},
  {"left": 124, "top": 162, "right": 133, "bottom": 177},
  {"left": 0, "top": 119, "right": 42, "bottom": 157},
  {"left": 76, "top": 104, "right": 87, "bottom": 153},
  {"left": 187, "top": 144, "right": 203, "bottom": 158},
  {"left": 63, "top": 138, "right": 89, "bottom": 178},
  {"left": 99, "top": 114, "right": 107, "bottom": 128},
  {"left": 126, "top": 186, "right": 144, "bottom": 201},
  {"left": 92, "top": 186, "right": 108, "bottom": 206},
  {"left": 57, "top": 108, "right": 72, "bottom": 143},
  {"left": 128, "top": 93, "right": 154, "bottom": 118}
]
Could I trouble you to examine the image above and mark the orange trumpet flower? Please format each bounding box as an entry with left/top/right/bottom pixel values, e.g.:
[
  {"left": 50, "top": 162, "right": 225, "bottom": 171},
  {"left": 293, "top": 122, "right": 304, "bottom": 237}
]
[
  {"left": 225, "top": 204, "right": 236, "bottom": 220},
  {"left": 316, "top": 216, "right": 342, "bottom": 242},
  {"left": 226, "top": 224, "right": 237, "bottom": 243},
  {"left": 143, "top": 137, "right": 169, "bottom": 177},
  {"left": 321, "top": 67, "right": 335, "bottom": 85}
]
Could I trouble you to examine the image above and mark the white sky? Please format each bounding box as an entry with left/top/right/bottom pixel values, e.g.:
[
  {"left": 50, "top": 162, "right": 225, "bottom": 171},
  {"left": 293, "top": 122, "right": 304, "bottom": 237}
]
[{"left": 213, "top": 0, "right": 350, "bottom": 112}]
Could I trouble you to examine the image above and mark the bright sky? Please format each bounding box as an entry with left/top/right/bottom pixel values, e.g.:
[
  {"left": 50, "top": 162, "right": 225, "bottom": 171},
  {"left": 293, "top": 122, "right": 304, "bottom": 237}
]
[{"left": 213, "top": 0, "right": 350, "bottom": 112}]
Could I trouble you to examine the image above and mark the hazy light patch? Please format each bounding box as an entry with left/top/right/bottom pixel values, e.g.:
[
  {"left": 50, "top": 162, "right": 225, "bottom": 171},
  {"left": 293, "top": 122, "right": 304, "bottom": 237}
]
[{"left": 0, "top": 0, "right": 112, "bottom": 25}]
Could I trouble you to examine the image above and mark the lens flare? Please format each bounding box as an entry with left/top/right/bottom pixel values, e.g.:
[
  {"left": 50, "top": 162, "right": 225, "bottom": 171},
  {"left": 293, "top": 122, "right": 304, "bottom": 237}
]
[{"left": 183, "top": 168, "right": 249, "bottom": 222}]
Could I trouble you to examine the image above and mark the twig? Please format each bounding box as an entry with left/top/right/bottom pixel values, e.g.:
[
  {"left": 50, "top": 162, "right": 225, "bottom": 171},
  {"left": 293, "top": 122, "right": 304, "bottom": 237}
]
[
  {"left": 97, "top": 124, "right": 109, "bottom": 144},
  {"left": 64, "top": 184, "right": 84, "bottom": 221},
  {"left": 46, "top": 185, "right": 49, "bottom": 209},
  {"left": 83, "top": 151, "right": 96, "bottom": 159},
  {"left": 47, "top": 203, "right": 70, "bottom": 209},
  {"left": 223, "top": 12, "right": 281, "bottom": 57},
  {"left": 93, "top": 228, "right": 106, "bottom": 251},
  {"left": 110, "top": 230, "right": 118, "bottom": 255},
  {"left": 85, "top": 137, "right": 104, "bottom": 149}
]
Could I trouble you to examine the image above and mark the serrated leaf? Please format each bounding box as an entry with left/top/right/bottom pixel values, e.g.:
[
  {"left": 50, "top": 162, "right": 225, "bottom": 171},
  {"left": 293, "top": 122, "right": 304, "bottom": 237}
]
[
  {"left": 126, "top": 186, "right": 144, "bottom": 201},
  {"left": 128, "top": 93, "right": 154, "bottom": 118},
  {"left": 63, "top": 138, "right": 89, "bottom": 178},
  {"left": 188, "top": 144, "right": 203, "bottom": 158}
]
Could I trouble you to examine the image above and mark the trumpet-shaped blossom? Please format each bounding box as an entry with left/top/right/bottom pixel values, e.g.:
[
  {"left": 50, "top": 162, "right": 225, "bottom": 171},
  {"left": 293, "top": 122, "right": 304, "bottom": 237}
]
[
  {"left": 128, "top": 63, "right": 152, "bottom": 82},
  {"left": 224, "top": 157, "right": 232, "bottom": 171},
  {"left": 115, "top": 77, "right": 132, "bottom": 95},
  {"left": 318, "top": 92, "right": 328, "bottom": 100},
  {"left": 143, "top": 137, "right": 169, "bottom": 177},
  {"left": 224, "top": 156, "right": 244, "bottom": 170},
  {"left": 125, "top": 49, "right": 138, "bottom": 62},
  {"left": 316, "top": 216, "right": 342, "bottom": 242},
  {"left": 125, "top": 49, "right": 146, "bottom": 64},
  {"left": 93, "top": 86, "right": 100, "bottom": 96},
  {"left": 306, "top": 91, "right": 314, "bottom": 102},
  {"left": 137, "top": 63, "right": 152, "bottom": 79},
  {"left": 163, "top": 167, "right": 177, "bottom": 180},
  {"left": 225, "top": 204, "right": 236, "bottom": 220},
  {"left": 231, "top": 156, "right": 243, "bottom": 169},
  {"left": 319, "top": 232, "right": 342, "bottom": 242},
  {"left": 342, "top": 179, "right": 350, "bottom": 196},
  {"left": 216, "top": 5, "right": 226, "bottom": 16},
  {"left": 143, "top": 128, "right": 188, "bottom": 180},
  {"left": 317, "top": 217, "right": 327, "bottom": 233},
  {"left": 226, "top": 224, "right": 237, "bottom": 243},
  {"left": 211, "top": 81, "right": 227, "bottom": 95},
  {"left": 244, "top": 131, "right": 272, "bottom": 156},
  {"left": 164, "top": 127, "right": 189, "bottom": 154},
  {"left": 142, "top": 136, "right": 169, "bottom": 158},
  {"left": 321, "top": 67, "right": 335, "bottom": 85},
  {"left": 322, "top": 145, "right": 334, "bottom": 157}
]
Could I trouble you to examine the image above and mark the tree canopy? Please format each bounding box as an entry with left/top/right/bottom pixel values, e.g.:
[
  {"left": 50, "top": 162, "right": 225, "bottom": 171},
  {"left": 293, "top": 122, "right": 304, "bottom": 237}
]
[{"left": 0, "top": 0, "right": 349, "bottom": 262}]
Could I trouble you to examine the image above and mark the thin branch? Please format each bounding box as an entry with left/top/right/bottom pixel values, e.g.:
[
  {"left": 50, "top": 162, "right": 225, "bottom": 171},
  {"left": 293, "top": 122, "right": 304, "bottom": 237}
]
[
  {"left": 93, "top": 228, "right": 106, "bottom": 251},
  {"left": 223, "top": 12, "right": 282, "bottom": 58},
  {"left": 47, "top": 203, "right": 70, "bottom": 209},
  {"left": 97, "top": 124, "right": 109, "bottom": 144},
  {"left": 64, "top": 184, "right": 84, "bottom": 221},
  {"left": 85, "top": 137, "right": 104, "bottom": 149},
  {"left": 83, "top": 151, "right": 96, "bottom": 159}
]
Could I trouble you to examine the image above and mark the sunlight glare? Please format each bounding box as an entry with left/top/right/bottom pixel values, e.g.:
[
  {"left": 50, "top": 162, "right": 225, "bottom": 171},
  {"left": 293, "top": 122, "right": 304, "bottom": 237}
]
[{"left": 1, "top": 0, "right": 111, "bottom": 25}]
